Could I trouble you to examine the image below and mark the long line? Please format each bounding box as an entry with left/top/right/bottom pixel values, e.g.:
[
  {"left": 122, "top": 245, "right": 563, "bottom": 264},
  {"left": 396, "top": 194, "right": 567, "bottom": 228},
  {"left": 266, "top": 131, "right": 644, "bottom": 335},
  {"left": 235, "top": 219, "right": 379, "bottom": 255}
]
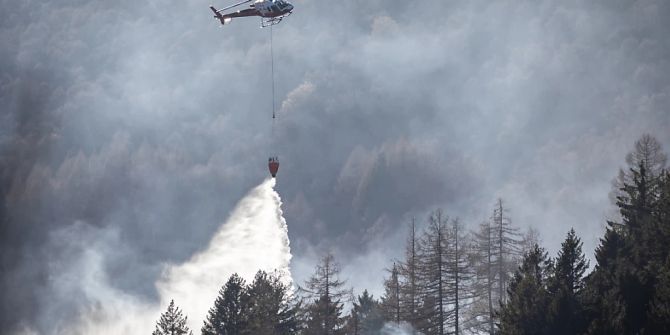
[{"left": 270, "top": 23, "right": 276, "bottom": 120}]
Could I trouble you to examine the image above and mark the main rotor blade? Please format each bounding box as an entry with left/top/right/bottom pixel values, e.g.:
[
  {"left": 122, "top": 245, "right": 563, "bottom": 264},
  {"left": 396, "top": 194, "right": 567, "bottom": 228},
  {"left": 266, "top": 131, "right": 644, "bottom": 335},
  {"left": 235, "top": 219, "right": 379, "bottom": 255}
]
[{"left": 216, "top": 0, "right": 253, "bottom": 12}]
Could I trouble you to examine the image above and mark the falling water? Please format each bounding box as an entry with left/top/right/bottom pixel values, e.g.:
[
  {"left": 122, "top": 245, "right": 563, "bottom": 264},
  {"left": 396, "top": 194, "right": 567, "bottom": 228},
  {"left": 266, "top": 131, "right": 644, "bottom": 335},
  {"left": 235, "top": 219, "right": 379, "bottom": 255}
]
[
  {"left": 52, "top": 178, "right": 292, "bottom": 334},
  {"left": 157, "top": 177, "right": 292, "bottom": 330}
]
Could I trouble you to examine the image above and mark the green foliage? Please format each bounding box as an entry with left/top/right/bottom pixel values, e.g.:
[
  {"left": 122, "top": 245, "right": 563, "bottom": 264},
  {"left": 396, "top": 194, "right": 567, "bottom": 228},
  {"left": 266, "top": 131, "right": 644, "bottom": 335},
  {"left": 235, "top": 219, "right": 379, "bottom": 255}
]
[
  {"left": 581, "top": 135, "right": 669, "bottom": 334},
  {"left": 582, "top": 228, "right": 626, "bottom": 334},
  {"left": 202, "top": 274, "right": 249, "bottom": 335},
  {"left": 648, "top": 255, "right": 670, "bottom": 332},
  {"left": 246, "top": 271, "right": 301, "bottom": 335},
  {"left": 201, "top": 272, "right": 299, "bottom": 335},
  {"left": 646, "top": 172, "right": 670, "bottom": 333},
  {"left": 303, "top": 295, "right": 345, "bottom": 335},
  {"left": 546, "top": 229, "right": 589, "bottom": 335},
  {"left": 498, "top": 244, "right": 552, "bottom": 335},
  {"left": 346, "top": 290, "right": 384, "bottom": 335},
  {"left": 152, "top": 300, "right": 193, "bottom": 335}
]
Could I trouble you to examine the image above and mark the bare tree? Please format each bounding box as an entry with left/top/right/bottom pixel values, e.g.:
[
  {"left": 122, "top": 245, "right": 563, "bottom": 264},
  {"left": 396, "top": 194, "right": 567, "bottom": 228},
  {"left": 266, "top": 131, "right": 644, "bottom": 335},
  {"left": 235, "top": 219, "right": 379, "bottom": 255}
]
[
  {"left": 492, "top": 199, "right": 522, "bottom": 306},
  {"left": 520, "top": 226, "right": 541, "bottom": 257},
  {"left": 300, "top": 253, "right": 352, "bottom": 335},
  {"left": 380, "top": 263, "right": 401, "bottom": 325},
  {"left": 466, "top": 221, "right": 495, "bottom": 334},
  {"left": 398, "top": 218, "right": 421, "bottom": 331},
  {"left": 465, "top": 200, "right": 522, "bottom": 335},
  {"left": 611, "top": 134, "right": 667, "bottom": 210},
  {"left": 417, "top": 209, "right": 452, "bottom": 335},
  {"left": 449, "top": 218, "right": 474, "bottom": 335}
]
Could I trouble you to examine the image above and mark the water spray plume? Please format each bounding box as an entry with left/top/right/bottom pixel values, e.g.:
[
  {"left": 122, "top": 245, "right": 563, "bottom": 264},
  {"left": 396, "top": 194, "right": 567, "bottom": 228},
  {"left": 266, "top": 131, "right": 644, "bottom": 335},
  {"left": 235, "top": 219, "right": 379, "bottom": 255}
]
[
  {"left": 47, "top": 178, "right": 291, "bottom": 335},
  {"left": 158, "top": 177, "right": 292, "bottom": 330}
]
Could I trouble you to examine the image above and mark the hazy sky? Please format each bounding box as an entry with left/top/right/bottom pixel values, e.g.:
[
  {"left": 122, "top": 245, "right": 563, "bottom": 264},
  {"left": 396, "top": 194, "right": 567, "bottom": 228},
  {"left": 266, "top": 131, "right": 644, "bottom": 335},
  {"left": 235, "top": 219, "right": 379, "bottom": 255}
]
[{"left": 2, "top": 0, "right": 669, "bottom": 333}]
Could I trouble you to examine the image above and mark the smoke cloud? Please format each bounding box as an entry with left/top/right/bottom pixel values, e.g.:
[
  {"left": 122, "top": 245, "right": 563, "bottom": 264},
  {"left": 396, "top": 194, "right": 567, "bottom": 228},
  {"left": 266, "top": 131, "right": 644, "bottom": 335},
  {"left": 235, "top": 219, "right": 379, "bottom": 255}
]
[
  {"left": 381, "top": 322, "right": 423, "bottom": 335},
  {"left": 3, "top": 0, "right": 670, "bottom": 331}
]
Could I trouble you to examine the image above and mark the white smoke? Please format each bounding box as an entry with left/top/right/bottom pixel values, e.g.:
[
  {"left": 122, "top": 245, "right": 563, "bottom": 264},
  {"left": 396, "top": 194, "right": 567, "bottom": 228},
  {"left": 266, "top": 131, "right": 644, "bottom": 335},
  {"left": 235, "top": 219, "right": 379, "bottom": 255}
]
[
  {"left": 381, "top": 322, "right": 423, "bottom": 335},
  {"left": 25, "top": 178, "right": 291, "bottom": 335}
]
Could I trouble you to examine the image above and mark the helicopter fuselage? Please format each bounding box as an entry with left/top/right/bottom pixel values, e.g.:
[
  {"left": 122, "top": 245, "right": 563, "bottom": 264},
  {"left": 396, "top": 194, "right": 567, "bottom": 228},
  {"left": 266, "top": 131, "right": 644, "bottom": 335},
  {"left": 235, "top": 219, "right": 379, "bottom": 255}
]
[
  {"left": 210, "top": 0, "right": 293, "bottom": 26},
  {"left": 253, "top": 0, "right": 293, "bottom": 18}
]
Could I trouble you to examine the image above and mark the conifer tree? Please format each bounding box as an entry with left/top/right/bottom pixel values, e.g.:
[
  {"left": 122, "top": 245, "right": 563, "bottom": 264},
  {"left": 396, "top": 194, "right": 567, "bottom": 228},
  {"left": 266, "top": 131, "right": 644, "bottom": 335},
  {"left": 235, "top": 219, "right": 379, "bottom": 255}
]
[
  {"left": 246, "top": 270, "right": 300, "bottom": 335},
  {"left": 152, "top": 300, "right": 193, "bottom": 335},
  {"left": 301, "top": 253, "right": 351, "bottom": 335},
  {"left": 466, "top": 200, "right": 521, "bottom": 334},
  {"left": 547, "top": 228, "right": 588, "bottom": 334},
  {"left": 583, "top": 135, "right": 668, "bottom": 334},
  {"left": 582, "top": 228, "right": 626, "bottom": 334},
  {"left": 380, "top": 263, "right": 401, "bottom": 325},
  {"left": 398, "top": 219, "right": 421, "bottom": 330},
  {"left": 646, "top": 170, "right": 670, "bottom": 332},
  {"left": 498, "top": 245, "right": 552, "bottom": 335},
  {"left": 553, "top": 229, "right": 588, "bottom": 293},
  {"left": 520, "top": 227, "right": 541, "bottom": 257},
  {"left": 202, "top": 274, "right": 249, "bottom": 335},
  {"left": 449, "top": 218, "right": 472, "bottom": 335},
  {"left": 467, "top": 220, "right": 496, "bottom": 334},
  {"left": 346, "top": 290, "right": 384, "bottom": 335},
  {"left": 648, "top": 255, "right": 670, "bottom": 332},
  {"left": 491, "top": 199, "right": 522, "bottom": 306},
  {"left": 611, "top": 144, "right": 662, "bottom": 332},
  {"left": 416, "top": 209, "right": 454, "bottom": 335},
  {"left": 611, "top": 133, "right": 667, "bottom": 206}
]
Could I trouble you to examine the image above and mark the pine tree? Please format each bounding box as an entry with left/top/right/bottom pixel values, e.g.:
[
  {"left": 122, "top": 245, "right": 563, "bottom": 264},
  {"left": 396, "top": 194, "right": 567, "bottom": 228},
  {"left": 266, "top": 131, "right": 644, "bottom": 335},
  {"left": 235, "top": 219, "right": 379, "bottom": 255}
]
[
  {"left": 152, "top": 300, "right": 193, "bottom": 335},
  {"left": 583, "top": 135, "right": 668, "bottom": 334},
  {"left": 466, "top": 200, "right": 521, "bottom": 335},
  {"left": 467, "top": 220, "right": 496, "bottom": 334},
  {"left": 582, "top": 228, "right": 626, "bottom": 334},
  {"left": 520, "top": 227, "right": 541, "bottom": 257},
  {"left": 498, "top": 245, "right": 552, "bottom": 335},
  {"left": 547, "top": 228, "right": 588, "bottom": 335},
  {"left": 449, "top": 218, "right": 473, "bottom": 335},
  {"left": 301, "top": 253, "right": 351, "bottom": 335},
  {"left": 416, "top": 209, "right": 452, "bottom": 335},
  {"left": 553, "top": 229, "right": 588, "bottom": 292},
  {"left": 398, "top": 218, "right": 421, "bottom": 330},
  {"left": 491, "top": 199, "right": 522, "bottom": 306},
  {"left": 246, "top": 270, "right": 300, "bottom": 335},
  {"left": 611, "top": 134, "right": 667, "bottom": 206},
  {"left": 380, "top": 263, "right": 401, "bottom": 325},
  {"left": 646, "top": 171, "right": 670, "bottom": 332},
  {"left": 346, "top": 290, "right": 384, "bottom": 335},
  {"left": 613, "top": 155, "right": 661, "bottom": 333},
  {"left": 648, "top": 255, "right": 670, "bottom": 332},
  {"left": 651, "top": 170, "right": 670, "bottom": 268},
  {"left": 202, "top": 274, "right": 249, "bottom": 335}
]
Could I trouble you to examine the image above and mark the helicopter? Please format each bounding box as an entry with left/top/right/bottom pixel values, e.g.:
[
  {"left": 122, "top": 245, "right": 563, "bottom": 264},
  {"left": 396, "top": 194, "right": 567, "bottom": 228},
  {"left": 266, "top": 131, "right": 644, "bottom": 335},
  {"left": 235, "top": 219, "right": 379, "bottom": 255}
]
[{"left": 210, "top": 0, "right": 294, "bottom": 27}]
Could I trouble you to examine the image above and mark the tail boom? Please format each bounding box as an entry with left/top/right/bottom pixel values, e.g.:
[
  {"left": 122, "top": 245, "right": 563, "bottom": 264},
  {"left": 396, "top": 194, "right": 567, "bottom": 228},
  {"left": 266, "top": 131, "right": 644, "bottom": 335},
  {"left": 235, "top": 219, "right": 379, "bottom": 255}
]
[{"left": 210, "top": 6, "right": 228, "bottom": 25}]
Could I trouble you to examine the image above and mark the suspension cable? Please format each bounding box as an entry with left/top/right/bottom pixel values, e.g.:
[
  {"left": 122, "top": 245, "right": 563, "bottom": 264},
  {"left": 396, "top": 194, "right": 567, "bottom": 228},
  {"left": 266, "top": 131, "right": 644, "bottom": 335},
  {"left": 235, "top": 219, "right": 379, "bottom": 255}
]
[
  {"left": 270, "top": 23, "right": 276, "bottom": 157},
  {"left": 270, "top": 23, "right": 276, "bottom": 120}
]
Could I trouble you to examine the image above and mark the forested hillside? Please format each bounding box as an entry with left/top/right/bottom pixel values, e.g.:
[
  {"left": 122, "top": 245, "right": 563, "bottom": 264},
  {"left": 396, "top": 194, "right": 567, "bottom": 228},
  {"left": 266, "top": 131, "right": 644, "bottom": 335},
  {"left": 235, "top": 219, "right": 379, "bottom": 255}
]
[{"left": 153, "top": 135, "right": 670, "bottom": 335}]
